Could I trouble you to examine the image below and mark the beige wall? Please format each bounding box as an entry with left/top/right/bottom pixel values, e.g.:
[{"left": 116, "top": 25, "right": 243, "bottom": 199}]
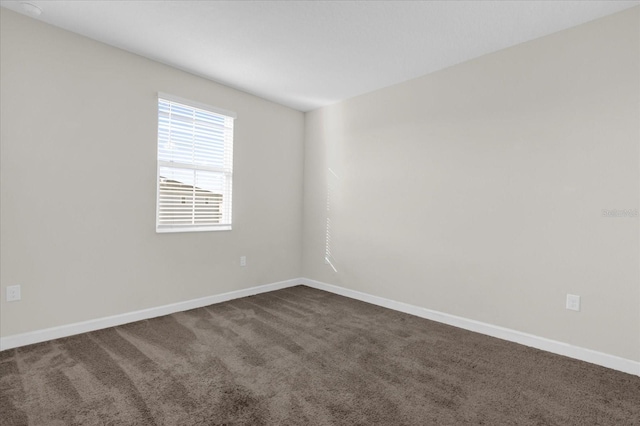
[
  {"left": 0, "top": 9, "right": 304, "bottom": 337},
  {"left": 302, "top": 8, "right": 640, "bottom": 361},
  {"left": 2, "top": 6, "right": 639, "bottom": 364}
]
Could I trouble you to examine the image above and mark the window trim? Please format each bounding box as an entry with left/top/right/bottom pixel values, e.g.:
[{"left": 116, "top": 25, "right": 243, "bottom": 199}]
[
  {"left": 155, "top": 93, "right": 236, "bottom": 233},
  {"left": 157, "top": 92, "right": 237, "bottom": 119}
]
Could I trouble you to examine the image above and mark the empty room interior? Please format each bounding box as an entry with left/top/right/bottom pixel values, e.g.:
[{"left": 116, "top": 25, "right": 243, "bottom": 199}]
[{"left": 1, "top": 1, "right": 639, "bottom": 425}]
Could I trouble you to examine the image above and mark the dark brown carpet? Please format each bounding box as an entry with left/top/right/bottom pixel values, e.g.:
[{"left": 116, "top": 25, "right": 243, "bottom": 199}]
[{"left": 1, "top": 285, "right": 639, "bottom": 425}]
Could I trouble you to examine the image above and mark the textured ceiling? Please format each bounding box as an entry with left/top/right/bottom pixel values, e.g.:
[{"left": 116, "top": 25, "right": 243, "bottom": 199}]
[{"left": 1, "top": 1, "right": 638, "bottom": 111}]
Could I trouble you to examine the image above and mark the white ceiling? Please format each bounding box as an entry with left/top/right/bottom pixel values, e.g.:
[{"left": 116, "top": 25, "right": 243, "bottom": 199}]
[{"left": 1, "top": 1, "right": 638, "bottom": 111}]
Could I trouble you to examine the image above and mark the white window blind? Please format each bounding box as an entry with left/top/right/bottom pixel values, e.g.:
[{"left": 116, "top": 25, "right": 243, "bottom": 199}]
[{"left": 156, "top": 94, "right": 235, "bottom": 232}]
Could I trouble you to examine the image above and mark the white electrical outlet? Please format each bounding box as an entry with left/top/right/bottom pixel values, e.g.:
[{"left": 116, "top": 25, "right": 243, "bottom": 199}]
[
  {"left": 566, "top": 294, "right": 580, "bottom": 311},
  {"left": 6, "top": 285, "right": 21, "bottom": 302},
  {"left": 240, "top": 256, "right": 246, "bottom": 267}
]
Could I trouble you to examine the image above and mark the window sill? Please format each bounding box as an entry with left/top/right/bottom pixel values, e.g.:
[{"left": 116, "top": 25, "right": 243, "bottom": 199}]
[{"left": 156, "top": 225, "right": 232, "bottom": 233}]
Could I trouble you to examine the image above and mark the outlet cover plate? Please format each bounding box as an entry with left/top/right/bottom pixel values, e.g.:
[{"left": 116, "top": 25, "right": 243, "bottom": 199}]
[
  {"left": 6, "top": 285, "right": 21, "bottom": 302},
  {"left": 566, "top": 294, "right": 580, "bottom": 311}
]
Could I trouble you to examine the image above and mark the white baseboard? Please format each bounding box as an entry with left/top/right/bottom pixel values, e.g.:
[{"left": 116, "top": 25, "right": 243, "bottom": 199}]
[
  {"left": 3, "top": 277, "right": 638, "bottom": 377},
  {"left": 301, "top": 278, "right": 640, "bottom": 377},
  {"left": 0, "top": 278, "right": 301, "bottom": 351}
]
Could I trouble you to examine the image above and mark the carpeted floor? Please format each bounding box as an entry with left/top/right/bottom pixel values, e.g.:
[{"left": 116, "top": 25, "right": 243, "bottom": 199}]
[{"left": 1, "top": 285, "right": 639, "bottom": 425}]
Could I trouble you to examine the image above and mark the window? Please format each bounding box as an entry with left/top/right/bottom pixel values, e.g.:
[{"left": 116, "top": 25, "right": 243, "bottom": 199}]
[{"left": 156, "top": 93, "right": 235, "bottom": 232}]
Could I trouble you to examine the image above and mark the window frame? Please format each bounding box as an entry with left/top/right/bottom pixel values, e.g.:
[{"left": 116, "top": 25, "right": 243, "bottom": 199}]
[{"left": 155, "top": 93, "right": 236, "bottom": 233}]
